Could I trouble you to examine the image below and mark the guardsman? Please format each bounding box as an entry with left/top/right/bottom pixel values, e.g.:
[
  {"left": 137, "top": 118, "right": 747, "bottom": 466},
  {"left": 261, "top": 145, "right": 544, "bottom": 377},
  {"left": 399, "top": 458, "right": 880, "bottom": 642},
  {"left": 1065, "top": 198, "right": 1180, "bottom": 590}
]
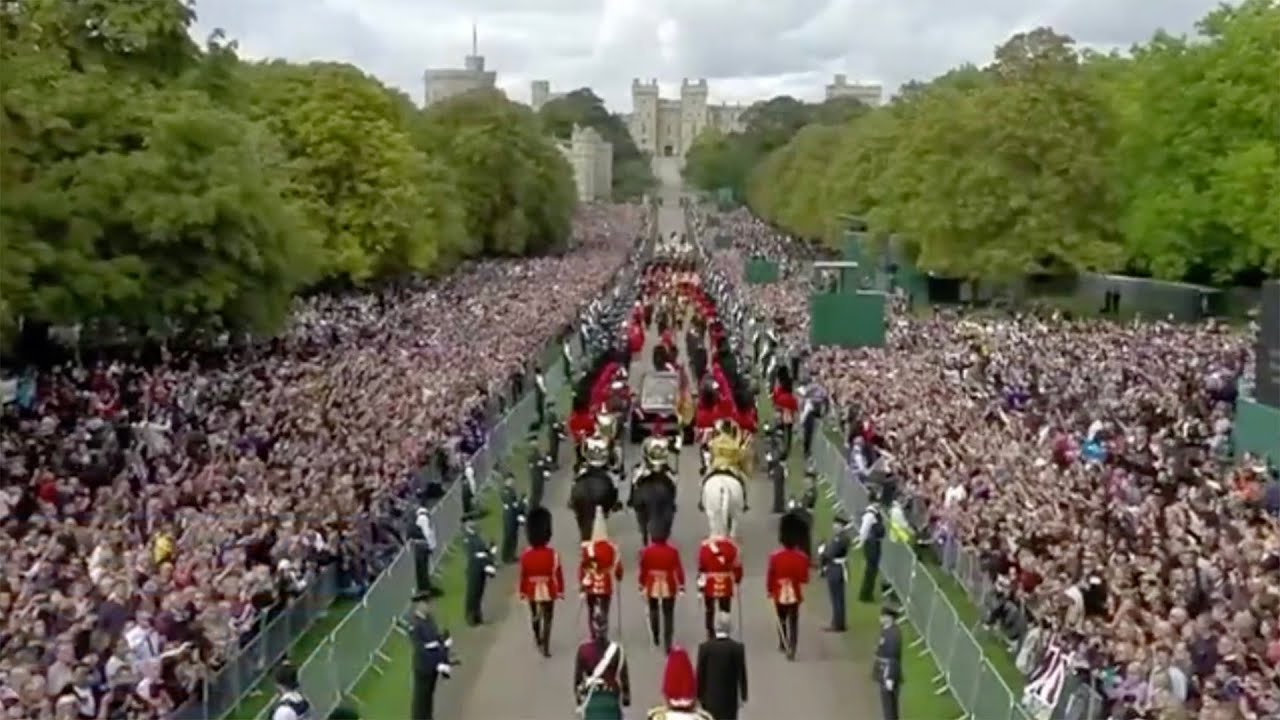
[
  {"left": 579, "top": 506, "right": 622, "bottom": 633},
  {"left": 771, "top": 365, "right": 798, "bottom": 457},
  {"left": 498, "top": 474, "right": 525, "bottom": 564},
  {"left": 518, "top": 507, "right": 564, "bottom": 657},
  {"left": 855, "top": 503, "right": 886, "bottom": 603},
  {"left": 528, "top": 437, "right": 550, "bottom": 509},
  {"left": 817, "top": 515, "right": 853, "bottom": 633},
  {"left": 785, "top": 496, "right": 814, "bottom": 564},
  {"left": 638, "top": 514, "right": 684, "bottom": 652},
  {"left": 646, "top": 646, "right": 714, "bottom": 720},
  {"left": 767, "top": 512, "right": 810, "bottom": 660},
  {"left": 575, "top": 609, "right": 631, "bottom": 720},
  {"left": 462, "top": 519, "right": 497, "bottom": 626},
  {"left": 268, "top": 664, "right": 310, "bottom": 720},
  {"left": 875, "top": 604, "right": 903, "bottom": 720},
  {"left": 408, "top": 591, "right": 453, "bottom": 720},
  {"left": 697, "top": 522, "right": 743, "bottom": 641}
]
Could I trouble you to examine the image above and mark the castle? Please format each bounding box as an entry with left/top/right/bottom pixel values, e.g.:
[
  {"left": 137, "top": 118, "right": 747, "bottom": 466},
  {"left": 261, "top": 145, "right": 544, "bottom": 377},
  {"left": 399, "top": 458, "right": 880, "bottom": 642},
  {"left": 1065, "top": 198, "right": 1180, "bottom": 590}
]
[
  {"left": 556, "top": 125, "right": 613, "bottom": 202},
  {"left": 625, "top": 79, "right": 746, "bottom": 159},
  {"left": 422, "top": 26, "right": 499, "bottom": 107}
]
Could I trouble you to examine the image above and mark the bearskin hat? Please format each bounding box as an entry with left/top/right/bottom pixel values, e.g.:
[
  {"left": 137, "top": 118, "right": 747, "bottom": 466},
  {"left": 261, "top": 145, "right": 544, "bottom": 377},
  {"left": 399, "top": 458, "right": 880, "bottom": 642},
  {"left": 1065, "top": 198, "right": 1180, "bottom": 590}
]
[
  {"left": 699, "top": 383, "right": 718, "bottom": 407},
  {"left": 775, "top": 363, "right": 793, "bottom": 393},
  {"left": 779, "top": 510, "right": 808, "bottom": 550},
  {"left": 525, "top": 506, "right": 552, "bottom": 548},
  {"left": 731, "top": 382, "right": 754, "bottom": 414},
  {"left": 648, "top": 511, "right": 673, "bottom": 543},
  {"left": 571, "top": 370, "right": 594, "bottom": 412}
]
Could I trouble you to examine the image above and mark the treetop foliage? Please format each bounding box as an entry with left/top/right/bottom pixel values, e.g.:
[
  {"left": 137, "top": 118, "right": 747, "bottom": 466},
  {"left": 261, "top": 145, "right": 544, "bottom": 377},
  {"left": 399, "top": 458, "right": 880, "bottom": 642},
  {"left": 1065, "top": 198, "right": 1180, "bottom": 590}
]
[
  {"left": 684, "top": 0, "right": 1280, "bottom": 284},
  {"left": 0, "top": 0, "right": 579, "bottom": 342}
]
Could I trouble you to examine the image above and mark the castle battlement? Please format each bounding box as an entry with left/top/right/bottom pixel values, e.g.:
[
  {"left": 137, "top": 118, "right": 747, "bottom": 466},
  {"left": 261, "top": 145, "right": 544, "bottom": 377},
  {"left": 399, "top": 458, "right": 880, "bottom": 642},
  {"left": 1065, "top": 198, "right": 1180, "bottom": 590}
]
[
  {"left": 628, "top": 77, "right": 747, "bottom": 160},
  {"left": 681, "top": 78, "right": 708, "bottom": 92}
]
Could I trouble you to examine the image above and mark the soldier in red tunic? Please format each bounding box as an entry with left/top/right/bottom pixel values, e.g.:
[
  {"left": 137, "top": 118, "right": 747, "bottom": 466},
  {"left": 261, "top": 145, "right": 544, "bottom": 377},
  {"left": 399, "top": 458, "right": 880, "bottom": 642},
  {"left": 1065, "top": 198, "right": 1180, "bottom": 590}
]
[
  {"left": 697, "top": 529, "right": 743, "bottom": 640},
  {"left": 579, "top": 507, "right": 623, "bottom": 633},
  {"left": 770, "top": 365, "right": 798, "bottom": 455},
  {"left": 637, "top": 515, "right": 684, "bottom": 652},
  {"left": 517, "top": 507, "right": 564, "bottom": 657},
  {"left": 767, "top": 512, "right": 810, "bottom": 660}
]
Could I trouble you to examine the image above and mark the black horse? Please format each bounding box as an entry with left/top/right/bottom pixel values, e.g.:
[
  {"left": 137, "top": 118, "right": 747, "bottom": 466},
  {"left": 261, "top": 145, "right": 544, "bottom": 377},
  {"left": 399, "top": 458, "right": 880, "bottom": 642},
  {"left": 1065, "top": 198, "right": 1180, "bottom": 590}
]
[
  {"left": 629, "top": 467, "right": 677, "bottom": 545},
  {"left": 570, "top": 466, "right": 619, "bottom": 540}
]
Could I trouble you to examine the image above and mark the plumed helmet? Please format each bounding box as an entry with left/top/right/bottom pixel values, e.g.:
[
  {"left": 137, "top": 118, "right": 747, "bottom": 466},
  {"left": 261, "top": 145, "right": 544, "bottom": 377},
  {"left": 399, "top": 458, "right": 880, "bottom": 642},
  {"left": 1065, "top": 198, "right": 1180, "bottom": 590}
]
[
  {"left": 525, "top": 506, "right": 552, "bottom": 548},
  {"left": 583, "top": 437, "right": 610, "bottom": 466},
  {"left": 779, "top": 510, "right": 808, "bottom": 550},
  {"left": 642, "top": 437, "right": 670, "bottom": 466},
  {"left": 661, "top": 646, "right": 697, "bottom": 709}
]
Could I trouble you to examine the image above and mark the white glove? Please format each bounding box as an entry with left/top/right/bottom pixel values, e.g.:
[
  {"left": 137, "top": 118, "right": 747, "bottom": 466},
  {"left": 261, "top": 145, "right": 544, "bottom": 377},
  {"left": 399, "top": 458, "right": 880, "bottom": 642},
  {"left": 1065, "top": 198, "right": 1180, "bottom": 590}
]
[
  {"left": 517, "top": 514, "right": 526, "bottom": 525},
  {"left": 695, "top": 574, "right": 707, "bottom": 590},
  {"left": 484, "top": 565, "right": 497, "bottom": 577},
  {"left": 436, "top": 663, "right": 452, "bottom": 677},
  {"left": 884, "top": 679, "right": 894, "bottom": 692}
]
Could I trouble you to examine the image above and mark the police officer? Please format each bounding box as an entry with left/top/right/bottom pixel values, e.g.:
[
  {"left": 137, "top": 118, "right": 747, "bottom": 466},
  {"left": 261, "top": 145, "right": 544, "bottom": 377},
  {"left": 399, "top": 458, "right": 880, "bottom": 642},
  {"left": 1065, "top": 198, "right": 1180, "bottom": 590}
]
[
  {"left": 528, "top": 437, "right": 550, "bottom": 508},
  {"left": 533, "top": 363, "right": 548, "bottom": 428},
  {"left": 409, "top": 591, "right": 454, "bottom": 720},
  {"left": 767, "top": 447, "right": 787, "bottom": 514},
  {"left": 460, "top": 463, "right": 479, "bottom": 519},
  {"left": 412, "top": 507, "right": 441, "bottom": 597},
  {"left": 799, "top": 384, "right": 824, "bottom": 460},
  {"left": 546, "top": 419, "right": 565, "bottom": 470},
  {"left": 268, "top": 663, "right": 309, "bottom": 720},
  {"left": 875, "top": 604, "right": 903, "bottom": 720},
  {"left": 463, "top": 520, "right": 497, "bottom": 625},
  {"left": 817, "top": 515, "right": 852, "bottom": 633},
  {"left": 856, "top": 503, "right": 886, "bottom": 603},
  {"left": 499, "top": 474, "right": 526, "bottom": 564}
]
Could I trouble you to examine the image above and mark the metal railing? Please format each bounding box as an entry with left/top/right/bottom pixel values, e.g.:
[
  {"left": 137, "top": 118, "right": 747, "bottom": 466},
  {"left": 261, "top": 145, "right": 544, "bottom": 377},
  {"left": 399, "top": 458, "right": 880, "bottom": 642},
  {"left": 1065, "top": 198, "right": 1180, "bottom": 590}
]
[{"left": 810, "top": 430, "right": 1033, "bottom": 720}]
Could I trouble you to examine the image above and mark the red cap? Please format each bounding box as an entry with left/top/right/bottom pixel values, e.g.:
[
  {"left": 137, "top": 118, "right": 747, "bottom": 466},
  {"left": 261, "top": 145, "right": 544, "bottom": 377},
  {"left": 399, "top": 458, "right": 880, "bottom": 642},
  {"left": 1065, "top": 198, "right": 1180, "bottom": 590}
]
[{"left": 661, "top": 646, "right": 696, "bottom": 709}]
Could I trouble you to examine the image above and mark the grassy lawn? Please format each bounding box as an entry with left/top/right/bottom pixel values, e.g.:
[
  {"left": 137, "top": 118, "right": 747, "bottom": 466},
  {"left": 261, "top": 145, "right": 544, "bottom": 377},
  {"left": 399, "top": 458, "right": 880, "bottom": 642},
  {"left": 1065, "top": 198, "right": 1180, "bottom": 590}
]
[{"left": 758, "top": 395, "right": 965, "bottom": 720}]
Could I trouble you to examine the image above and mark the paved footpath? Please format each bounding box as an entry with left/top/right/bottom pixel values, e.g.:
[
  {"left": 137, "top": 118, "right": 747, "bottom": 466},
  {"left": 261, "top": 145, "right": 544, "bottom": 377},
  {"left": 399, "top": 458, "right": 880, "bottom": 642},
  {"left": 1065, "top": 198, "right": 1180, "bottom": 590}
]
[{"left": 448, "top": 178, "right": 877, "bottom": 718}]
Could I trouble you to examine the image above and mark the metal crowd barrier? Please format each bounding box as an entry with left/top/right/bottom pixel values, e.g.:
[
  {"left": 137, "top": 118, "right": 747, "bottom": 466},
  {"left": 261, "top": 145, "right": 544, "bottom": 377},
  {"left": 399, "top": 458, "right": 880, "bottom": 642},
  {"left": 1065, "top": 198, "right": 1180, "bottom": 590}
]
[
  {"left": 168, "top": 332, "right": 579, "bottom": 720},
  {"left": 810, "top": 431, "right": 1032, "bottom": 720}
]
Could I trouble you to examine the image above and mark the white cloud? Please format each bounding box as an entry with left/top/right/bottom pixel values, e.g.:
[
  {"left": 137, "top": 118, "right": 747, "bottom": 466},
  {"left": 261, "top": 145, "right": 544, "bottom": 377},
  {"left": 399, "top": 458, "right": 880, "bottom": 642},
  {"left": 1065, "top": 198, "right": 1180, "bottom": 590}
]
[{"left": 191, "top": 0, "right": 1220, "bottom": 112}]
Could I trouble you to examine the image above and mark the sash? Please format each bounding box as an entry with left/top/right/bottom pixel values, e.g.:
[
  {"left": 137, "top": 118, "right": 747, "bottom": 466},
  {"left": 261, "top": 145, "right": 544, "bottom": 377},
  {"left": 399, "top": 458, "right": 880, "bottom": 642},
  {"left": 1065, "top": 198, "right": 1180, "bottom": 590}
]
[{"left": 577, "top": 642, "right": 622, "bottom": 717}]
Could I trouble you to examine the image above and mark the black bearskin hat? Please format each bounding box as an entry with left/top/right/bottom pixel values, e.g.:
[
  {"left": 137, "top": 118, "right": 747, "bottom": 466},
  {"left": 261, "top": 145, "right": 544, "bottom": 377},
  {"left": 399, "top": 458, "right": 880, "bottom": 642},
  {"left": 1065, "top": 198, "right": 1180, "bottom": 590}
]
[
  {"left": 775, "top": 363, "right": 793, "bottom": 393},
  {"left": 731, "top": 381, "right": 753, "bottom": 415},
  {"left": 525, "top": 506, "right": 552, "bottom": 548},
  {"left": 648, "top": 512, "right": 673, "bottom": 543},
  {"left": 572, "top": 370, "right": 594, "bottom": 412},
  {"left": 779, "top": 511, "right": 807, "bottom": 550},
  {"left": 699, "top": 383, "right": 718, "bottom": 407}
]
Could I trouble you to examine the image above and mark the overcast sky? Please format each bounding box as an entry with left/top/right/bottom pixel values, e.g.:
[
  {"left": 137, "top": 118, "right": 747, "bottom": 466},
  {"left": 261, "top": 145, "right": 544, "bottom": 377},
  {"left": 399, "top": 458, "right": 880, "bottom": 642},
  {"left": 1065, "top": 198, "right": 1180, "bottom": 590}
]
[{"left": 191, "top": 0, "right": 1218, "bottom": 111}]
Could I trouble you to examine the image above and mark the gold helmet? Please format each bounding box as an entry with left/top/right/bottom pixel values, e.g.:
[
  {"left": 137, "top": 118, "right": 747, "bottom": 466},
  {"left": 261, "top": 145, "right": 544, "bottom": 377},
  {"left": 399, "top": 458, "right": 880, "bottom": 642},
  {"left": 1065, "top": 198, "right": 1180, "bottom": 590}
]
[
  {"left": 713, "top": 418, "right": 739, "bottom": 439},
  {"left": 596, "top": 413, "right": 617, "bottom": 436},
  {"left": 583, "top": 437, "right": 610, "bottom": 466},
  {"left": 642, "top": 437, "right": 671, "bottom": 466}
]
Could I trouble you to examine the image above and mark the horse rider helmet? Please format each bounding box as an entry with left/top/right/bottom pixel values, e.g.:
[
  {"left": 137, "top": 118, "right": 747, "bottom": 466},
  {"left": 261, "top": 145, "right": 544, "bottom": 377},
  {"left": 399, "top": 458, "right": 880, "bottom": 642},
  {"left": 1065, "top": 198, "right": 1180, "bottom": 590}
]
[
  {"left": 583, "top": 437, "right": 611, "bottom": 467},
  {"left": 595, "top": 412, "right": 617, "bottom": 439},
  {"left": 641, "top": 436, "right": 671, "bottom": 468}
]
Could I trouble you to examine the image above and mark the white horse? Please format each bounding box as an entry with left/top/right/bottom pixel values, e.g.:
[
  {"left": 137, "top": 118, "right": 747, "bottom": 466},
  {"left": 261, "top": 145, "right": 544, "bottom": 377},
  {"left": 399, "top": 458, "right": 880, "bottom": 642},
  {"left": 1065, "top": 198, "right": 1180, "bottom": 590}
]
[{"left": 701, "top": 471, "right": 745, "bottom": 539}]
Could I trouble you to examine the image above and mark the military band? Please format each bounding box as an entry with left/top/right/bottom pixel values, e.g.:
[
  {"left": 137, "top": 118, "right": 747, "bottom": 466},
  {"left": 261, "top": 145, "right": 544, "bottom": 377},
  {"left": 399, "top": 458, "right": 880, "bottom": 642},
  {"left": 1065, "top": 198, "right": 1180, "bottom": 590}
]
[
  {"left": 637, "top": 516, "right": 684, "bottom": 652},
  {"left": 579, "top": 507, "right": 623, "bottom": 634}
]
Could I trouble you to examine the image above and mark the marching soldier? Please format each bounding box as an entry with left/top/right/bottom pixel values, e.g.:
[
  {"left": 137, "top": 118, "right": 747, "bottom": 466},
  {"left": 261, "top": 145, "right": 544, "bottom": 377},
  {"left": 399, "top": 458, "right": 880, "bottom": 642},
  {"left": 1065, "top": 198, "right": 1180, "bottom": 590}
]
[
  {"left": 498, "top": 474, "right": 525, "bottom": 564},
  {"left": 518, "top": 507, "right": 564, "bottom": 657},
  {"left": 579, "top": 506, "right": 623, "bottom": 634},
  {"left": 462, "top": 520, "right": 497, "bottom": 625},
  {"left": 575, "top": 609, "right": 631, "bottom": 720},
  {"left": 637, "top": 514, "right": 684, "bottom": 652},
  {"left": 408, "top": 591, "right": 454, "bottom": 720},
  {"left": 766, "top": 512, "right": 810, "bottom": 660},
  {"left": 696, "top": 521, "right": 742, "bottom": 640},
  {"left": 460, "top": 462, "right": 478, "bottom": 519},
  {"left": 646, "top": 646, "right": 714, "bottom": 720},
  {"left": 875, "top": 604, "right": 903, "bottom": 720},
  {"left": 818, "top": 515, "right": 853, "bottom": 632}
]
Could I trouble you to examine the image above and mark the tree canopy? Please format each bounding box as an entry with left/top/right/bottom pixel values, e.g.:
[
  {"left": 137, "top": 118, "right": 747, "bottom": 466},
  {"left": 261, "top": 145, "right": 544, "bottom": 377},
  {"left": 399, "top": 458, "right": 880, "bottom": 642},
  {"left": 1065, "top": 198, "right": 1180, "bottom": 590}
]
[
  {"left": 538, "top": 88, "right": 656, "bottom": 200},
  {"left": 0, "top": 0, "right": 578, "bottom": 342},
  {"left": 690, "top": 0, "right": 1280, "bottom": 284}
]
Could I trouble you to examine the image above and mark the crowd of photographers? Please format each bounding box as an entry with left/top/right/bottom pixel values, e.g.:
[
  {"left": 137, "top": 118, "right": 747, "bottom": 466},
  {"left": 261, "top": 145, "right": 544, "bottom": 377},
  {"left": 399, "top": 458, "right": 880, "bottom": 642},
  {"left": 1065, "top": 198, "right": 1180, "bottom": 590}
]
[
  {"left": 0, "top": 205, "right": 641, "bottom": 720},
  {"left": 709, "top": 208, "right": 1279, "bottom": 720}
]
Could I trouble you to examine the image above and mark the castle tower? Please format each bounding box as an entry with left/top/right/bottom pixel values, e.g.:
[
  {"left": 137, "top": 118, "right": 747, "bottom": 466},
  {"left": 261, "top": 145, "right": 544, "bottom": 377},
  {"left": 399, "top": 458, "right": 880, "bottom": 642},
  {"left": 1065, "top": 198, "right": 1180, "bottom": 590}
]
[
  {"left": 629, "top": 78, "right": 660, "bottom": 154},
  {"left": 531, "top": 80, "right": 551, "bottom": 111},
  {"left": 679, "top": 78, "right": 708, "bottom": 156}
]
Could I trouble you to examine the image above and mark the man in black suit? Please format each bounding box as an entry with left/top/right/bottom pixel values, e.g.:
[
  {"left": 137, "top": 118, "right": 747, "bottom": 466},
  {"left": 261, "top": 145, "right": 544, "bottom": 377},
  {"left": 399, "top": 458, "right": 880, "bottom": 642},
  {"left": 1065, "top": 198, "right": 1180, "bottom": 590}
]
[{"left": 695, "top": 611, "right": 748, "bottom": 720}]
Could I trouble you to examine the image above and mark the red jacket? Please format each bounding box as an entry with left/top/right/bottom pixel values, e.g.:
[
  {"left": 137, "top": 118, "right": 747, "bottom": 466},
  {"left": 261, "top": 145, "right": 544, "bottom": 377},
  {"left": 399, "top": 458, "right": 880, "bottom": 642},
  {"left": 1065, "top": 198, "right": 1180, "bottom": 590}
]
[
  {"left": 736, "top": 406, "right": 758, "bottom": 435},
  {"left": 518, "top": 546, "right": 564, "bottom": 602},
  {"left": 766, "top": 548, "right": 810, "bottom": 605},
  {"left": 628, "top": 324, "right": 645, "bottom": 354},
  {"left": 771, "top": 386, "right": 799, "bottom": 421},
  {"left": 693, "top": 405, "right": 719, "bottom": 431},
  {"left": 591, "top": 362, "right": 621, "bottom": 405},
  {"left": 697, "top": 538, "right": 742, "bottom": 600},
  {"left": 579, "top": 540, "right": 622, "bottom": 596},
  {"left": 568, "top": 410, "right": 596, "bottom": 442},
  {"left": 637, "top": 541, "right": 685, "bottom": 599}
]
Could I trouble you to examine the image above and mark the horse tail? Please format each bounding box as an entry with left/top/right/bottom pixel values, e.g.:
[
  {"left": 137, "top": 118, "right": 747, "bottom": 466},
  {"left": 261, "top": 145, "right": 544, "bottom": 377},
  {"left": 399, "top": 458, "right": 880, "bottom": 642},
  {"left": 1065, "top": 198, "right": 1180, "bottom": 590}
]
[{"left": 717, "top": 484, "right": 730, "bottom": 535}]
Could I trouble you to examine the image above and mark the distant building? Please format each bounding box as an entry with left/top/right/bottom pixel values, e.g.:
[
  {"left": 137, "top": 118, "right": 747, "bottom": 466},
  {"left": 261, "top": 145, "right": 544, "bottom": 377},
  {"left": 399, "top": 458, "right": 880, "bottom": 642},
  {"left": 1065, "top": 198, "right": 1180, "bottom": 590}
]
[
  {"left": 623, "top": 78, "right": 748, "bottom": 159},
  {"left": 423, "top": 26, "right": 498, "bottom": 107},
  {"left": 557, "top": 125, "right": 613, "bottom": 202},
  {"left": 530, "top": 80, "right": 565, "bottom": 111},
  {"left": 825, "top": 74, "right": 883, "bottom": 106}
]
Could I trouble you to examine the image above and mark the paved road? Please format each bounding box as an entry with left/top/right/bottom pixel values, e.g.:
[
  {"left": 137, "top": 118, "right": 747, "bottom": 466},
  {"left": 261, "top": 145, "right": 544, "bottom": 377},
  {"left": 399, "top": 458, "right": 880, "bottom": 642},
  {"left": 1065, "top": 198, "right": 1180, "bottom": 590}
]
[{"left": 454, "top": 181, "right": 876, "bottom": 719}]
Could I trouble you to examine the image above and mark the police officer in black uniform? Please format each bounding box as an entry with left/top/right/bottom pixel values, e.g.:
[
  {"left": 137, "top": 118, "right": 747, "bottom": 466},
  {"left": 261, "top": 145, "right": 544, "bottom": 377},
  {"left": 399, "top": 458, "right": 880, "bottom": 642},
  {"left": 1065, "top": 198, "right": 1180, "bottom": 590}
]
[
  {"left": 875, "top": 604, "right": 903, "bottom": 720},
  {"left": 411, "top": 507, "right": 441, "bottom": 597},
  {"left": 818, "top": 515, "right": 852, "bottom": 632},
  {"left": 499, "top": 474, "right": 525, "bottom": 564},
  {"left": 528, "top": 438, "right": 550, "bottom": 508},
  {"left": 268, "top": 663, "right": 310, "bottom": 720},
  {"left": 462, "top": 520, "right": 497, "bottom": 625},
  {"left": 409, "top": 591, "right": 454, "bottom": 720},
  {"left": 766, "top": 432, "right": 787, "bottom": 514},
  {"left": 856, "top": 504, "right": 886, "bottom": 603}
]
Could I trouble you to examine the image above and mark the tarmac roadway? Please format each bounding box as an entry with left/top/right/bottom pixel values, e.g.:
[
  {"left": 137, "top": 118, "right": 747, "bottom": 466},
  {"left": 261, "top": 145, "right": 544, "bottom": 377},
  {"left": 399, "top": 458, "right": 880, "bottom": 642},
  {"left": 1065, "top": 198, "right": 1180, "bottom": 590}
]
[{"left": 447, "top": 178, "right": 877, "bottom": 718}]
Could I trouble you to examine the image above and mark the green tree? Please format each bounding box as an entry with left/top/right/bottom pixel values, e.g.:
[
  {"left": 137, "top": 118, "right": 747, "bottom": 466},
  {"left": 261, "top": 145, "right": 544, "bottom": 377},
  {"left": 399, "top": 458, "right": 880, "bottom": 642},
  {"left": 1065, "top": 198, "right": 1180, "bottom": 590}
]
[
  {"left": 538, "top": 88, "right": 656, "bottom": 200},
  {"left": 241, "top": 61, "right": 465, "bottom": 282},
  {"left": 417, "top": 90, "right": 576, "bottom": 256}
]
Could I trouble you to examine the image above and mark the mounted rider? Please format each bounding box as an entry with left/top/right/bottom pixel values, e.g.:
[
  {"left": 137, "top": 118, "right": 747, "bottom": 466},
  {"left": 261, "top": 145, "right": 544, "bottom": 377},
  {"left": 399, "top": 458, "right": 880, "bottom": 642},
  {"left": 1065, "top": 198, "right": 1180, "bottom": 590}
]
[
  {"left": 579, "top": 506, "right": 623, "bottom": 635},
  {"left": 703, "top": 419, "right": 750, "bottom": 511},
  {"left": 628, "top": 436, "right": 677, "bottom": 502}
]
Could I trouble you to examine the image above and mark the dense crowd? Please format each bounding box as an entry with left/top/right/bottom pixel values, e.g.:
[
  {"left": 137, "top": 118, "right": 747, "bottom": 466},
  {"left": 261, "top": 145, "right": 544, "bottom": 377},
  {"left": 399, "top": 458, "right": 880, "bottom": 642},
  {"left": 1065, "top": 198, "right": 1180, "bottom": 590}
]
[
  {"left": 0, "top": 204, "right": 642, "bottom": 720},
  {"left": 710, "top": 209, "right": 1280, "bottom": 720}
]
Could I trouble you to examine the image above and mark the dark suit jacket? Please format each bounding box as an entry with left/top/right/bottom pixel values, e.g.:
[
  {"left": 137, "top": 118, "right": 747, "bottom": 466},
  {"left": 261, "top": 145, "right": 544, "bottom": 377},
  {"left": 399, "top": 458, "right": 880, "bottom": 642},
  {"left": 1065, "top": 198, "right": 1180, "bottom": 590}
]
[{"left": 696, "top": 636, "right": 748, "bottom": 720}]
